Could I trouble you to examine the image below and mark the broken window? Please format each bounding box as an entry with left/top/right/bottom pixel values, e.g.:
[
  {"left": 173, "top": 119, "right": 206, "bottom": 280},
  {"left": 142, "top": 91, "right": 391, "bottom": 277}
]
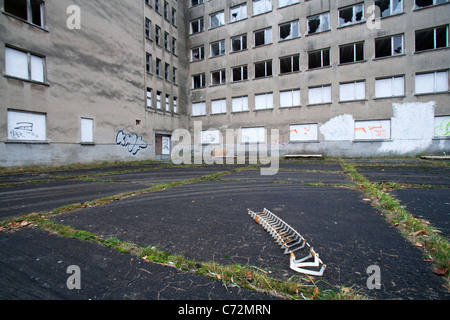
[
  {"left": 173, "top": 67, "right": 177, "bottom": 84},
  {"left": 146, "top": 53, "right": 152, "bottom": 73},
  {"left": 164, "top": 32, "right": 169, "bottom": 50},
  {"left": 231, "top": 35, "right": 247, "bottom": 52},
  {"left": 145, "top": 18, "right": 151, "bottom": 39},
  {"left": 191, "top": 46, "right": 204, "bottom": 61},
  {"left": 254, "top": 28, "right": 272, "bottom": 47},
  {"left": 279, "top": 21, "right": 299, "bottom": 41},
  {"left": 307, "top": 12, "right": 330, "bottom": 34},
  {"left": 375, "top": 34, "right": 403, "bottom": 58},
  {"left": 255, "top": 93, "right": 273, "bottom": 110},
  {"left": 172, "top": 8, "right": 177, "bottom": 26},
  {"left": 192, "top": 74, "right": 206, "bottom": 89},
  {"left": 155, "top": 25, "right": 161, "bottom": 45},
  {"left": 415, "top": 0, "right": 448, "bottom": 9},
  {"left": 156, "top": 59, "right": 161, "bottom": 77},
  {"left": 280, "top": 55, "right": 300, "bottom": 74},
  {"left": 308, "top": 48, "right": 330, "bottom": 69},
  {"left": 253, "top": 0, "right": 272, "bottom": 15},
  {"left": 255, "top": 60, "right": 272, "bottom": 78},
  {"left": 165, "top": 63, "right": 170, "bottom": 81},
  {"left": 375, "top": 0, "right": 403, "bottom": 17},
  {"left": 338, "top": 4, "right": 364, "bottom": 27},
  {"left": 339, "top": 42, "right": 364, "bottom": 64},
  {"left": 232, "top": 96, "right": 249, "bottom": 112},
  {"left": 415, "top": 70, "right": 449, "bottom": 94},
  {"left": 156, "top": 91, "right": 162, "bottom": 109},
  {"left": 146, "top": 88, "right": 152, "bottom": 108},
  {"left": 232, "top": 65, "right": 248, "bottom": 82},
  {"left": 415, "top": 26, "right": 448, "bottom": 52},
  {"left": 230, "top": 4, "right": 247, "bottom": 22},
  {"left": 375, "top": 76, "right": 405, "bottom": 98},
  {"left": 4, "top": 0, "right": 44, "bottom": 28},
  {"left": 211, "top": 69, "right": 226, "bottom": 85},
  {"left": 172, "top": 37, "right": 177, "bottom": 55},
  {"left": 190, "top": 0, "right": 203, "bottom": 7},
  {"left": 210, "top": 11, "right": 225, "bottom": 29},
  {"left": 173, "top": 97, "right": 178, "bottom": 114},
  {"left": 5, "top": 46, "right": 45, "bottom": 83},
  {"left": 165, "top": 94, "right": 170, "bottom": 111},
  {"left": 308, "top": 85, "right": 331, "bottom": 105},
  {"left": 210, "top": 40, "right": 226, "bottom": 57},
  {"left": 339, "top": 81, "right": 365, "bottom": 102},
  {"left": 190, "top": 18, "right": 204, "bottom": 34}
]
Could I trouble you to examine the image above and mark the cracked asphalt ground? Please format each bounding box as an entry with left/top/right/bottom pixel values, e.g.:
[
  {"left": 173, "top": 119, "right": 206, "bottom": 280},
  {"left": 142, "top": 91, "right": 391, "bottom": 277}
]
[{"left": 0, "top": 159, "right": 449, "bottom": 301}]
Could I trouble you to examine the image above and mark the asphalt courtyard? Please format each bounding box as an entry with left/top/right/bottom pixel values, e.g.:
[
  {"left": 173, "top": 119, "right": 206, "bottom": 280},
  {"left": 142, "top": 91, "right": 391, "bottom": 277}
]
[{"left": 0, "top": 158, "right": 449, "bottom": 303}]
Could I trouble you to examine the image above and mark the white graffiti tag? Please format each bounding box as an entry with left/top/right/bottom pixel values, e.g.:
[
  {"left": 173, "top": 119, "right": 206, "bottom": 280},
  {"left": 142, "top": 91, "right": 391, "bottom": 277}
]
[{"left": 115, "top": 130, "right": 148, "bottom": 155}]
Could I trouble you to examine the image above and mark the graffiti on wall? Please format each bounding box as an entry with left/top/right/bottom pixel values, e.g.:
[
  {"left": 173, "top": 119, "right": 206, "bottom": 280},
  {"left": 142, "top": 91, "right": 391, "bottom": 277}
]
[
  {"left": 354, "top": 120, "right": 391, "bottom": 140},
  {"left": 7, "top": 110, "right": 46, "bottom": 141},
  {"left": 115, "top": 130, "right": 148, "bottom": 155},
  {"left": 434, "top": 116, "right": 450, "bottom": 137},
  {"left": 290, "top": 124, "right": 318, "bottom": 141}
]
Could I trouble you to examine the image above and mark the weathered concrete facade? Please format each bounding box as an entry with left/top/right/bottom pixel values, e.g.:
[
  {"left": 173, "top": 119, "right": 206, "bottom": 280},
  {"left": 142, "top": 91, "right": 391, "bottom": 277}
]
[
  {"left": 0, "top": 0, "right": 449, "bottom": 167},
  {"left": 187, "top": 0, "right": 450, "bottom": 157},
  {"left": 0, "top": 0, "right": 189, "bottom": 166}
]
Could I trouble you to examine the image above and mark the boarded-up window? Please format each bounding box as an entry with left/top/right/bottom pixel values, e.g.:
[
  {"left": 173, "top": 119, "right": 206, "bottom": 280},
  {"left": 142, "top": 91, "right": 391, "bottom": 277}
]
[
  {"left": 280, "top": 89, "right": 301, "bottom": 107},
  {"left": 354, "top": 120, "right": 391, "bottom": 140},
  {"left": 211, "top": 99, "right": 227, "bottom": 114},
  {"left": 192, "top": 102, "right": 206, "bottom": 116},
  {"left": 290, "top": 124, "right": 318, "bottom": 141},
  {"left": 242, "top": 127, "right": 266, "bottom": 143},
  {"left": 232, "top": 96, "right": 248, "bottom": 112},
  {"left": 8, "top": 110, "right": 46, "bottom": 141},
  {"left": 308, "top": 85, "right": 331, "bottom": 105},
  {"left": 5, "top": 47, "right": 45, "bottom": 82},
  {"left": 81, "top": 118, "right": 94, "bottom": 143},
  {"left": 375, "top": 76, "right": 404, "bottom": 98},
  {"left": 339, "top": 81, "right": 365, "bottom": 102},
  {"left": 255, "top": 92, "right": 273, "bottom": 110},
  {"left": 415, "top": 70, "right": 449, "bottom": 94}
]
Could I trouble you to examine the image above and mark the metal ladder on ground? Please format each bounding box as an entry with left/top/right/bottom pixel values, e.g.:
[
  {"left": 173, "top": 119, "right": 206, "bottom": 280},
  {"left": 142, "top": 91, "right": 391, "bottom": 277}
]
[{"left": 248, "top": 208, "right": 326, "bottom": 276}]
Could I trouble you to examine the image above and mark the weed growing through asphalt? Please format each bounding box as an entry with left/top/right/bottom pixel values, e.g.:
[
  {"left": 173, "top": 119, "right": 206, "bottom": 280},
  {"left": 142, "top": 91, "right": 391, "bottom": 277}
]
[
  {"left": 340, "top": 160, "right": 450, "bottom": 283},
  {"left": 0, "top": 163, "right": 368, "bottom": 300}
]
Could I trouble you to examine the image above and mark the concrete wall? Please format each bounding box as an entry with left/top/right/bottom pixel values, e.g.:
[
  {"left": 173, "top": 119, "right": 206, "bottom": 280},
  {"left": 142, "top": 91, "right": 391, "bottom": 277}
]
[
  {"left": 1, "top": 1, "right": 449, "bottom": 167},
  {"left": 186, "top": 0, "right": 450, "bottom": 158},
  {"left": 0, "top": 0, "right": 189, "bottom": 167}
]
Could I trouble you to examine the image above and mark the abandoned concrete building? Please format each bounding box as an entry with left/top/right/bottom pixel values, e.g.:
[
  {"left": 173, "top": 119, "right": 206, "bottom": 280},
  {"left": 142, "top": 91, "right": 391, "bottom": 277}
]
[{"left": 0, "top": 0, "right": 449, "bottom": 167}]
